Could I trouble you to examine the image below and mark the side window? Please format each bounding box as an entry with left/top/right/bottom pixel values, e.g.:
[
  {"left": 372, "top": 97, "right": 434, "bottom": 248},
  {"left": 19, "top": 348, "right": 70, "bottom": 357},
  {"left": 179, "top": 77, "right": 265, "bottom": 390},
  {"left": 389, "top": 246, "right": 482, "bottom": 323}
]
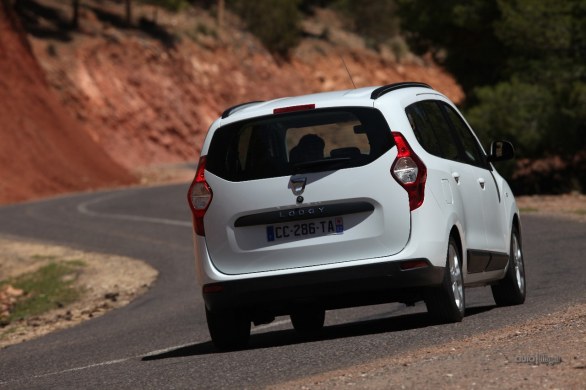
[
  {"left": 406, "top": 101, "right": 458, "bottom": 160},
  {"left": 441, "top": 103, "right": 486, "bottom": 167},
  {"left": 406, "top": 103, "right": 442, "bottom": 157}
]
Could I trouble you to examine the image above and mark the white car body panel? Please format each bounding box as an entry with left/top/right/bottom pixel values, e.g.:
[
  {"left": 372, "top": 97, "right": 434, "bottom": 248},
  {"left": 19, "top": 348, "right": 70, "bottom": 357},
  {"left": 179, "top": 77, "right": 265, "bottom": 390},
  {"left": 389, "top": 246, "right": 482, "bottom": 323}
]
[{"left": 203, "top": 147, "right": 412, "bottom": 275}]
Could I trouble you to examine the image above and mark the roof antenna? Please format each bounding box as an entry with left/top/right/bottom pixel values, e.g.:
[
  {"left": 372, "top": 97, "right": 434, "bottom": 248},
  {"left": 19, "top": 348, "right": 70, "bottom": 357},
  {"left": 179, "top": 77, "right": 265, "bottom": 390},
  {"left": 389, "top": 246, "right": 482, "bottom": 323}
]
[{"left": 340, "top": 54, "right": 356, "bottom": 89}]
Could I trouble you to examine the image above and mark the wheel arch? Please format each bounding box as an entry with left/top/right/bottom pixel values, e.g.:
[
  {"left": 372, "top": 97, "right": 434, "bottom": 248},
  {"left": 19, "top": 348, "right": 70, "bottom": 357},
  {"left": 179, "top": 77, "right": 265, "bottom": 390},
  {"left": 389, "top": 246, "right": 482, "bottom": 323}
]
[
  {"left": 507, "top": 212, "right": 523, "bottom": 272},
  {"left": 512, "top": 213, "right": 522, "bottom": 245},
  {"left": 449, "top": 224, "right": 465, "bottom": 272}
]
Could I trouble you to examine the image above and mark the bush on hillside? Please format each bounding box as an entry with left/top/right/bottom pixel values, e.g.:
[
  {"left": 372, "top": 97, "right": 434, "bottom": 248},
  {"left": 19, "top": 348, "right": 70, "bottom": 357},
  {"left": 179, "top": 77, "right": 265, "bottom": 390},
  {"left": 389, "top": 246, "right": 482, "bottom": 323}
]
[
  {"left": 229, "top": 0, "right": 302, "bottom": 58},
  {"left": 398, "top": 0, "right": 586, "bottom": 193},
  {"left": 335, "top": 0, "right": 400, "bottom": 48}
]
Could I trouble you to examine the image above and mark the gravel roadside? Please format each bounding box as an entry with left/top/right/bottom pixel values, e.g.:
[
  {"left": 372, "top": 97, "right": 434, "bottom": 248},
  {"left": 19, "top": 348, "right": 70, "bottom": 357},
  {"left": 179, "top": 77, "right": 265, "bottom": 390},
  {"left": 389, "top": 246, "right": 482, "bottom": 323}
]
[
  {"left": 271, "top": 302, "right": 586, "bottom": 389},
  {"left": 0, "top": 236, "right": 157, "bottom": 349}
]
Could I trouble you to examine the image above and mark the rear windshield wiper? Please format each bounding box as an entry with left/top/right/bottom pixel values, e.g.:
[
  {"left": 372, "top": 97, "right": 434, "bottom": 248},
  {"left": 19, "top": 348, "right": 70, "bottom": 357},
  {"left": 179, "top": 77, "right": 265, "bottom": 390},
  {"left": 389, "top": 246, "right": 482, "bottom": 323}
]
[{"left": 292, "top": 157, "right": 351, "bottom": 173}]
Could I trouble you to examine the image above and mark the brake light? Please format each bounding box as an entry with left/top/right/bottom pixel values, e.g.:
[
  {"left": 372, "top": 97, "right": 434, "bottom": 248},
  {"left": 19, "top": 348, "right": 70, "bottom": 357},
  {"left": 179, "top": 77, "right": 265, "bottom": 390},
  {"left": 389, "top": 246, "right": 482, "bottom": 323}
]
[
  {"left": 391, "top": 132, "right": 427, "bottom": 210},
  {"left": 187, "top": 156, "right": 212, "bottom": 236},
  {"left": 273, "top": 104, "right": 315, "bottom": 114}
]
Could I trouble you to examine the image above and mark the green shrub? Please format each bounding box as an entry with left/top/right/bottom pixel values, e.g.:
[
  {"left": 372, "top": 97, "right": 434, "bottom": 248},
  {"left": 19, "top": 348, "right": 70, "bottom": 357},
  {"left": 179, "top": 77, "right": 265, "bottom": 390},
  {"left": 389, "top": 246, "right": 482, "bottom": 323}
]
[
  {"left": 466, "top": 79, "right": 554, "bottom": 158},
  {"left": 335, "top": 0, "right": 400, "bottom": 48},
  {"left": 230, "top": 0, "right": 302, "bottom": 58},
  {"left": 1, "top": 261, "right": 84, "bottom": 325},
  {"left": 140, "top": 0, "right": 190, "bottom": 12}
]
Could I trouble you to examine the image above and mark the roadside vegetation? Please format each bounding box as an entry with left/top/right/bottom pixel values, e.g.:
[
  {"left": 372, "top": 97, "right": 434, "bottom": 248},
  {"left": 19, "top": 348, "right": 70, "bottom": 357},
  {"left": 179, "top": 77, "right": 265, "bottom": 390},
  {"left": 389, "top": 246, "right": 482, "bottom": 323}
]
[
  {"left": 398, "top": 0, "right": 586, "bottom": 194},
  {"left": 0, "top": 260, "right": 84, "bottom": 330},
  {"left": 0, "top": 237, "right": 158, "bottom": 348}
]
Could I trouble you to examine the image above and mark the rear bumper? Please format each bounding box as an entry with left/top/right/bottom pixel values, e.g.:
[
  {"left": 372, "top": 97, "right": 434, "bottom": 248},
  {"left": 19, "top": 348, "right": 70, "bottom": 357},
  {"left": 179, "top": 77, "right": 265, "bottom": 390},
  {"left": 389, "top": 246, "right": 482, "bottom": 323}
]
[{"left": 202, "top": 259, "right": 444, "bottom": 315}]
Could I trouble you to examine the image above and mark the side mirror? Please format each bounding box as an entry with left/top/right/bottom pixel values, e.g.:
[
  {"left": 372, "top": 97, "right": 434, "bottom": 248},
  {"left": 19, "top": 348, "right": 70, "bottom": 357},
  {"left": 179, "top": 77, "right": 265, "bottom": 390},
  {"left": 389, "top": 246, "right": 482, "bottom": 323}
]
[{"left": 487, "top": 140, "right": 515, "bottom": 163}]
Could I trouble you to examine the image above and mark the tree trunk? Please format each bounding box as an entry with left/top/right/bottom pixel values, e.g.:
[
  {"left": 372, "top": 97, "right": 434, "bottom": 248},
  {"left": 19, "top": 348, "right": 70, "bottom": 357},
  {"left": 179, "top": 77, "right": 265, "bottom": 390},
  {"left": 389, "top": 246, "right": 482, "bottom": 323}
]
[
  {"left": 217, "top": 0, "right": 224, "bottom": 29},
  {"left": 125, "top": 0, "right": 131, "bottom": 26},
  {"left": 71, "top": 0, "right": 79, "bottom": 29}
]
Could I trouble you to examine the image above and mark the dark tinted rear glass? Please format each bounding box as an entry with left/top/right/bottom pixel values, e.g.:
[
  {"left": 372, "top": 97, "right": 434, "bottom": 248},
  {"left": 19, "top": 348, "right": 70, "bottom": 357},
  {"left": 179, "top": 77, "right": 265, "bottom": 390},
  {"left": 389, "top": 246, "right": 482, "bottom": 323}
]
[
  {"left": 406, "top": 101, "right": 459, "bottom": 160},
  {"left": 206, "top": 107, "right": 394, "bottom": 181},
  {"left": 406, "top": 100, "right": 488, "bottom": 168}
]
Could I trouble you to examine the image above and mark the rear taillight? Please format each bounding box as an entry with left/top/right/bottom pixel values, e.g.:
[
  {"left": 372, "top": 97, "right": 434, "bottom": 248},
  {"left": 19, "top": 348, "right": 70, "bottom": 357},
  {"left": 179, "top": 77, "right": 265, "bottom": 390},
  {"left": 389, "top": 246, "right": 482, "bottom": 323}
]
[
  {"left": 391, "top": 132, "right": 427, "bottom": 211},
  {"left": 187, "top": 156, "right": 212, "bottom": 236}
]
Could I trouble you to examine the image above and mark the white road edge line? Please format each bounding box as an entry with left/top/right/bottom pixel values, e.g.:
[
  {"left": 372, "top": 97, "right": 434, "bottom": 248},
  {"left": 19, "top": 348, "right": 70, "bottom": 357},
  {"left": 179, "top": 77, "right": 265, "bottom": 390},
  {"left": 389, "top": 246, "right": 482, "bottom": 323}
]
[
  {"left": 77, "top": 192, "right": 191, "bottom": 227},
  {"left": 0, "top": 358, "right": 132, "bottom": 385},
  {"left": 252, "top": 319, "right": 292, "bottom": 332},
  {"left": 141, "top": 342, "right": 200, "bottom": 358},
  {"left": 35, "top": 358, "right": 131, "bottom": 376}
]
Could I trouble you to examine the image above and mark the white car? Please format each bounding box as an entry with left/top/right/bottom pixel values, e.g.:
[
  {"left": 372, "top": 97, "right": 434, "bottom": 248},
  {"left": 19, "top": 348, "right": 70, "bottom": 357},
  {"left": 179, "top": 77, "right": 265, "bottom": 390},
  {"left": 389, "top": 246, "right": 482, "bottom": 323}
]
[{"left": 188, "top": 82, "right": 526, "bottom": 349}]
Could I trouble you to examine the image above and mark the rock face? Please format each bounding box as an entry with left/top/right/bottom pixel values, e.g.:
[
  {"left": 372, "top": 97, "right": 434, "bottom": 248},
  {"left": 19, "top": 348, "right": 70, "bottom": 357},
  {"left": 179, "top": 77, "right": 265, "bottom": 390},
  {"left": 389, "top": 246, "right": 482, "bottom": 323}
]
[
  {"left": 27, "top": 3, "right": 462, "bottom": 171},
  {"left": 1, "top": 1, "right": 463, "bottom": 204},
  {"left": 0, "top": 3, "right": 134, "bottom": 204}
]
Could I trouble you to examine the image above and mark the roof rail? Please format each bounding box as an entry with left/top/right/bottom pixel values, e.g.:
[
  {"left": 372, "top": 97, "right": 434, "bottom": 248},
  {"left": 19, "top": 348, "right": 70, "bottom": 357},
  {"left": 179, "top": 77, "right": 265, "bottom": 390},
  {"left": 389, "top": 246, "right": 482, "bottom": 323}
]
[
  {"left": 370, "top": 82, "right": 432, "bottom": 100},
  {"left": 221, "top": 101, "right": 264, "bottom": 119}
]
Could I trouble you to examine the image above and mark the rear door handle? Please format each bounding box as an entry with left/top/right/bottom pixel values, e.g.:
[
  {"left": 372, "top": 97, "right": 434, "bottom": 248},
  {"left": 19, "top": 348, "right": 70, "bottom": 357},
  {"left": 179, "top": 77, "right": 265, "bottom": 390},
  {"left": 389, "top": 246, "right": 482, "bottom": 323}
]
[
  {"left": 452, "top": 172, "right": 460, "bottom": 184},
  {"left": 478, "top": 178, "right": 486, "bottom": 189}
]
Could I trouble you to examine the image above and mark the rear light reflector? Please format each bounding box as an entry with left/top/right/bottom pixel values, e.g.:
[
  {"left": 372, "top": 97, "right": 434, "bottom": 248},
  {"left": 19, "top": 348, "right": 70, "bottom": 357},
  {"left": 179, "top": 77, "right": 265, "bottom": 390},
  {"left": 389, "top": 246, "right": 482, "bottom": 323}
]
[
  {"left": 400, "top": 259, "right": 430, "bottom": 270},
  {"left": 391, "top": 132, "right": 427, "bottom": 211},
  {"left": 273, "top": 104, "right": 315, "bottom": 114},
  {"left": 203, "top": 283, "right": 224, "bottom": 294},
  {"left": 187, "top": 156, "right": 212, "bottom": 236}
]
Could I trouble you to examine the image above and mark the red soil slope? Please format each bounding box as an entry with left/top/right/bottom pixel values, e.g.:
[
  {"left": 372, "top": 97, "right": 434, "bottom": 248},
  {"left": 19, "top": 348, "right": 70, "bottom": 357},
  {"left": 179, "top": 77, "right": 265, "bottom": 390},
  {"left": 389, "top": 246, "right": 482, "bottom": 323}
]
[
  {"left": 1, "top": 2, "right": 463, "bottom": 204},
  {"left": 0, "top": 4, "right": 134, "bottom": 204},
  {"left": 28, "top": 4, "right": 462, "bottom": 170}
]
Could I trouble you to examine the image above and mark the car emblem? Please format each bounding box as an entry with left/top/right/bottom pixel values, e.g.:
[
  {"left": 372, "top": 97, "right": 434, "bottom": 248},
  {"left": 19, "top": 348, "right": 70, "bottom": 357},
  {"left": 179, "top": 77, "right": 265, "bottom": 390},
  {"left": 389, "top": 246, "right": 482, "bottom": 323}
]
[{"left": 289, "top": 177, "right": 307, "bottom": 196}]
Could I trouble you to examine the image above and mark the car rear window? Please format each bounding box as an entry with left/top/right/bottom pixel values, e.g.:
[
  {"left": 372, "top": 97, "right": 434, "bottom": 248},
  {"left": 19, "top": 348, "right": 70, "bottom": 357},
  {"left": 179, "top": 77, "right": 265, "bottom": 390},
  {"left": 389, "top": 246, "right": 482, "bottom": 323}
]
[{"left": 206, "top": 107, "right": 394, "bottom": 181}]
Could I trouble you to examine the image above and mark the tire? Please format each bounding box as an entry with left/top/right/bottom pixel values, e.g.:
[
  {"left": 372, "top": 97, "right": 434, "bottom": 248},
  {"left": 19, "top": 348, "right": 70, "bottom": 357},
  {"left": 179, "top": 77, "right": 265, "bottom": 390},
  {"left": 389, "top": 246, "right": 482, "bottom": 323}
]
[
  {"left": 425, "top": 236, "right": 465, "bottom": 323},
  {"left": 205, "top": 307, "right": 251, "bottom": 350},
  {"left": 491, "top": 226, "right": 526, "bottom": 306},
  {"left": 290, "top": 307, "right": 325, "bottom": 337}
]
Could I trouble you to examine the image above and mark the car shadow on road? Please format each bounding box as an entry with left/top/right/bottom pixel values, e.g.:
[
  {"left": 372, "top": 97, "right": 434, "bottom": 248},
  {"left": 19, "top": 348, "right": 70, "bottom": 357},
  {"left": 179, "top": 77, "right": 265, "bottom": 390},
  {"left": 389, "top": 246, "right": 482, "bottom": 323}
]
[{"left": 141, "top": 305, "right": 495, "bottom": 360}]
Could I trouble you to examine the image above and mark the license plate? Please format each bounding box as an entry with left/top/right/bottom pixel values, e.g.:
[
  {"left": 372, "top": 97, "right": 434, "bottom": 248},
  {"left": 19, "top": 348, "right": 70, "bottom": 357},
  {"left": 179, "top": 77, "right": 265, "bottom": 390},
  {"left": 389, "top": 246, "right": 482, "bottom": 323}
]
[{"left": 266, "top": 217, "right": 344, "bottom": 242}]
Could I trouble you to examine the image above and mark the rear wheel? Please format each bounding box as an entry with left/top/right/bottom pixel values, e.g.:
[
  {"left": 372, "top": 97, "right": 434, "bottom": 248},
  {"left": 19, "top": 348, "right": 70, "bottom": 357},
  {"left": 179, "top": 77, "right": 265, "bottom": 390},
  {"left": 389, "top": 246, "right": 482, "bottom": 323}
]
[
  {"left": 290, "top": 306, "right": 325, "bottom": 337},
  {"left": 205, "top": 307, "right": 251, "bottom": 350},
  {"left": 426, "top": 236, "right": 465, "bottom": 323},
  {"left": 492, "top": 226, "right": 526, "bottom": 306}
]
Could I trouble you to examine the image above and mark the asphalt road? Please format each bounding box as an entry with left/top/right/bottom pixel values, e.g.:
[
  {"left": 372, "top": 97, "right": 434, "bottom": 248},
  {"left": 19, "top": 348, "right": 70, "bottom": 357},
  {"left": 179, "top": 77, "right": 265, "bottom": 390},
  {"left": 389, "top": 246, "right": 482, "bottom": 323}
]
[{"left": 0, "top": 184, "right": 585, "bottom": 389}]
